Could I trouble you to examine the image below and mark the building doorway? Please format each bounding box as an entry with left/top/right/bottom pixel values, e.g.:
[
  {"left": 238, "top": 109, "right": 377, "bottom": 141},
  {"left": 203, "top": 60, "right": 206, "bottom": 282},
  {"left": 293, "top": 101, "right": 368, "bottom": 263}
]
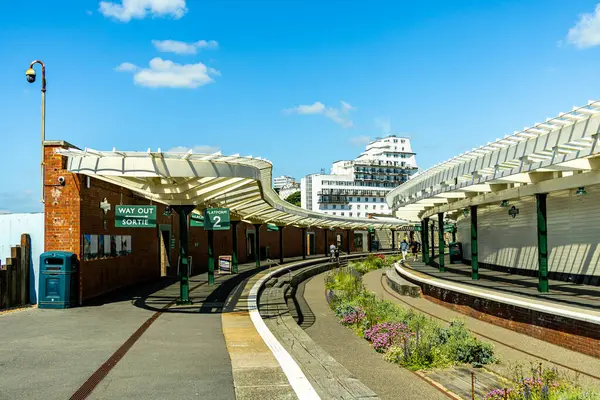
[
  {"left": 246, "top": 230, "right": 256, "bottom": 261},
  {"left": 307, "top": 232, "right": 316, "bottom": 255}
]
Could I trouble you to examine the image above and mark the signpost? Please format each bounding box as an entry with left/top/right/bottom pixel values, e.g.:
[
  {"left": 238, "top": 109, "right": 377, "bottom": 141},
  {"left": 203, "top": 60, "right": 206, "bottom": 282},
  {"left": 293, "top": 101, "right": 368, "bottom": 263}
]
[
  {"left": 203, "top": 208, "right": 231, "bottom": 230},
  {"left": 190, "top": 213, "right": 204, "bottom": 227},
  {"left": 115, "top": 205, "right": 157, "bottom": 228},
  {"left": 413, "top": 224, "right": 422, "bottom": 232},
  {"left": 218, "top": 255, "right": 232, "bottom": 274}
]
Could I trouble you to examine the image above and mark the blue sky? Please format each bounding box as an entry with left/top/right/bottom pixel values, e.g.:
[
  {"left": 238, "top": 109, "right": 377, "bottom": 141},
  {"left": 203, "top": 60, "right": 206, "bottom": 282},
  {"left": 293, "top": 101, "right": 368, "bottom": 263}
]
[{"left": 3, "top": 0, "right": 600, "bottom": 212}]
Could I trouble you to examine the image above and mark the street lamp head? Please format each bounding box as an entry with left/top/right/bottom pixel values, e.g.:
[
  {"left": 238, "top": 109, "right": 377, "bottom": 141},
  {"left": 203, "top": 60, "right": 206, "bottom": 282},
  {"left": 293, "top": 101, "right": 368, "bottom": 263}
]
[{"left": 26, "top": 68, "right": 36, "bottom": 83}]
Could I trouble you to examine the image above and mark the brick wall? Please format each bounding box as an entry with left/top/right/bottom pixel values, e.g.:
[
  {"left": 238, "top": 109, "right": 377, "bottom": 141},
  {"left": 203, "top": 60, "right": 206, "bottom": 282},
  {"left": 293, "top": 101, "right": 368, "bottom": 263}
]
[
  {"left": 44, "top": 143, "right": 362, "bottom": 302},
  {"left": 400, "top": 272, "right": 600, "bottom": 358}
]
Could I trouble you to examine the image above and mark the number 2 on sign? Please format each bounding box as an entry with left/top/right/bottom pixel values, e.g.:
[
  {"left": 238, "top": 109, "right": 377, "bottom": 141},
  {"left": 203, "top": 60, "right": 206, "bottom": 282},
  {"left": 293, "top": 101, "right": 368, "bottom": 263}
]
[{"left": 213, "top": 216, "right": 221, "bottom": 228}]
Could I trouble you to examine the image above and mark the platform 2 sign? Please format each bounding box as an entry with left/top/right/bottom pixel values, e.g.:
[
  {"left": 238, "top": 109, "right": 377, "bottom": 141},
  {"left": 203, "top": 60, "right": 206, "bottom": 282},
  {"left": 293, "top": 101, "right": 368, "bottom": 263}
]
[
  {"left": 115, "top": 205, "right": 157, "bottom": 228},
  {"left": 203, "top": 208, "right": 230, "bottom": 230}
]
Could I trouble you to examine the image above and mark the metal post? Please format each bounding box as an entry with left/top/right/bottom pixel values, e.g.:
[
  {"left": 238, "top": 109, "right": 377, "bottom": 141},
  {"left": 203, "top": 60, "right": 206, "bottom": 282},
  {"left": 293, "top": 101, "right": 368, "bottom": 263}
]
[
  {"left": 173, "top": 205, "right": 195, "bottom": 305},
  {"left": 324, "top": 229, "right": 328, "bottom": 257},
  {"left": 279, "top": 225, "right": 285, "bottom": 264},
  {"left": 536, "top": 193, "right": 549, "bottom": 292},
  {"left": 430, "top": 221, "right": 435, "bottom": 261},
  {"left": 471, "top": 205, "right": 479, "bottom": 280},
  {"left": 452, "top": 228, "right": 456, "bottom": 243},
  {"left": 254, "top": 224, "right": 261, "bottom": 268},
  {"left": 208, "top": 229, "right": 215, "bottom": 285},
  {"left": 368, "top": 231, "right": 373, "bottom": 252},
  {"left": 438, "top": 212, "right": 445, "bottom": 272},
  {"left": 423, "top": 218, "right": 429, "bottom": 264},
  {"left": 391, "top": 229, "right": 396, "bottom": 251},
  {"left": 41, "top": 89, "right": 46, "bottom": 204},
  {"left": 301, "top": 228, "right": 307, "bottom": 260},
  {"left": 232, "top": 221, "right": 239, "bottom": 273},
  {"left": 346, "top": 229, "right": 351, "bottom": 254}
]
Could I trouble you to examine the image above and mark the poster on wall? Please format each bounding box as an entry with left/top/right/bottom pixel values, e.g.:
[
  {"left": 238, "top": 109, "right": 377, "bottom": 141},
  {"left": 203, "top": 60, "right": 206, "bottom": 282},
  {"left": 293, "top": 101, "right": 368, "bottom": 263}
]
[
  {"left": 90, "top": 235, "right": 99, "bottom": 259},
  {"left": 110, "top": 235, "right": 118, "bottom": 257},
  {"left": 98, "top": 235, "right": 105, "bottom": 259},
  {"left": 84, "top": 234, "right": 92, "bottom": 260},
  {"left": 123, "top": 235, "right": 132, "bottom": 255},
  {"left": 104, "top": 235, "right": 111, "bottom": 257},
  {"left": 115, "top": 235, "right": 122, "bottom": 256}
]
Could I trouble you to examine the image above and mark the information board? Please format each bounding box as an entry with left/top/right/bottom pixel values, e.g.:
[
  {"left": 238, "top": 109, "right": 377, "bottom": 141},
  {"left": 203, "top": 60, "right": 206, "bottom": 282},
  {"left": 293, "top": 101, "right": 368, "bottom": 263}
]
[
  {"left": 115, "top": 205, "right": 157, "bottom": 228},
  {"left": 190, "top": 213, "right": 204, "bottom": 227},
  {"left": 204, "top": 208, "right": 230, "bottom": 230},
  {"left": 218, "top": 255, "right": 232, "bottom": 274}
]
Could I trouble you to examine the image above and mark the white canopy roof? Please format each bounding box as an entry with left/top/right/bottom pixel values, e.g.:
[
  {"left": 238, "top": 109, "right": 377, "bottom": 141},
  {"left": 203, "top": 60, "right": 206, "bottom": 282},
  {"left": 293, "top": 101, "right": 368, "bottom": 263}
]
[
  {"left": 387, "top": 100, "right": 600, "bottom": 221},
  {"left": 57, "top": 147, "right": 408, "bottom": 230}
]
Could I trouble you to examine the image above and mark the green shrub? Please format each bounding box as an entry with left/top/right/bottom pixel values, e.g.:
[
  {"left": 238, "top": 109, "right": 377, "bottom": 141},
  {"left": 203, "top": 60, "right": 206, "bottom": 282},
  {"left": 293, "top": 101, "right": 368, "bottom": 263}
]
[{"left": 443, "top": 320, "right": 496, "bottom": 366}]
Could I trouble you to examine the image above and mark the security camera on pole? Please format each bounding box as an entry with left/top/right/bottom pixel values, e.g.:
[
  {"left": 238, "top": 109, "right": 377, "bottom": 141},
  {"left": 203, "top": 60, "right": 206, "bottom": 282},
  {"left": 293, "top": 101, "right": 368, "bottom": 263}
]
[{"left": 25, "top": 60, "right": 46, "bottom": 203}]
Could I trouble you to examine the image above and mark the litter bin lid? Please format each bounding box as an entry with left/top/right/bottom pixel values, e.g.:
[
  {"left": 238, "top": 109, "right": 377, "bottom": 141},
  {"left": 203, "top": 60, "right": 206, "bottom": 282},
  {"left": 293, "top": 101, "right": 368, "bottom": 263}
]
[{"left": 42, "top": 251, "right": 75, "bottom": 257}]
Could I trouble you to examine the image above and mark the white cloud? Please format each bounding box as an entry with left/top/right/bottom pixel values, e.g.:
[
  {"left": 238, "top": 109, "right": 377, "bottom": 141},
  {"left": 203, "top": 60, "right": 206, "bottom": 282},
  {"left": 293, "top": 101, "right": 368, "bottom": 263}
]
[
  {"left": 167, "top": 145, "right": 220, "bottom": 154},
  {"left": 114, "top": 62, "right": 139, "bottom": 72},
  {"left": 349, "top": 136, "right": 371, "bottom": 146},
  {"left": 374, "top": 117, "right": 391, "bottom": 134},
  {"left": 567, "top": 4, "right": 600, "bottom": 48},
  {"left": 115, "top": 58, "right": 219, "bottom": 88},
  {"left": 99, "top": 0, "right": 187, "bottom": 22},
  {"left": 283, "top": 101, "right": 355, "bottom": 128},
  {"left": 152, "top": 39, "right": 218, "bottom": 54}
]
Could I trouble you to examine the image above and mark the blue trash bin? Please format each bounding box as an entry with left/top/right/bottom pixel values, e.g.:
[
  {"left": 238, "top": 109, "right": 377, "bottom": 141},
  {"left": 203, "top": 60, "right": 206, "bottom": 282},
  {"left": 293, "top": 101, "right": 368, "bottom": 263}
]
[{"left": 38, "top": 251, "right": 78, "bottom": 309}]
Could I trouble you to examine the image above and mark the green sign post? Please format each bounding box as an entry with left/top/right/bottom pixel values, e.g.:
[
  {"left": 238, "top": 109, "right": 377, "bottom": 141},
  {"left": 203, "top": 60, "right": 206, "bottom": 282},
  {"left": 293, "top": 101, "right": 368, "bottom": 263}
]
[
  {"left": 115, "top": 205, "right": 157, "bottom": 228},
  {"left": 203, "top": 208, "right": 231, "bottom": 230},
  {"left": 190, "top": 213, "right": 204, "bottom": 227}
]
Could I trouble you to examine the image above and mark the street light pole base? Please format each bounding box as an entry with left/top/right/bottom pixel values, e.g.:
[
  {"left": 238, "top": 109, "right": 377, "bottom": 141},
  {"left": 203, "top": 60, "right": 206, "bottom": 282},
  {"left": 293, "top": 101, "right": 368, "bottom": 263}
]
[{"left": 176, "top": 298, "right": 193, "bottom": 305}]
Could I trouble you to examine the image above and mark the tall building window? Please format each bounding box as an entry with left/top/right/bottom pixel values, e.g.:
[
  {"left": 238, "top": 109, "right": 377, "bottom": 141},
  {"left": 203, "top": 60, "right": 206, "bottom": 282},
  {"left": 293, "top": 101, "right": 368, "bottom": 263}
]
[
  {"left": 333, "top": 205, "right": 337, "bottom": 209},
  {"left": 349, "top": 212, "right": 353, "bottom": 217}
]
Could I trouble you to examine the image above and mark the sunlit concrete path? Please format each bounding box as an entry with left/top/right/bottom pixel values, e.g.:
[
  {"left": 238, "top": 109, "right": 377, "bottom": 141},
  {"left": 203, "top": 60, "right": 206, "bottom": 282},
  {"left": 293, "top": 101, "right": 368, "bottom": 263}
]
[{"left": 0, "top": 258, "right": 309, "bottom": 400}]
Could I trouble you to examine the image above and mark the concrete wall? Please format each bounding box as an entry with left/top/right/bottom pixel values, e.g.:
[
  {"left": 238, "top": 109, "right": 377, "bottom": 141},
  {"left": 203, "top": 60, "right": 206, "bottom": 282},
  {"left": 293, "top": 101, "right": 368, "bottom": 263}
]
[
  {"left": 0, "top": 213, "right": 44, "bottom": 303},
  {"left": 457, "top": 184, "right": 600, "bottom": 283}
]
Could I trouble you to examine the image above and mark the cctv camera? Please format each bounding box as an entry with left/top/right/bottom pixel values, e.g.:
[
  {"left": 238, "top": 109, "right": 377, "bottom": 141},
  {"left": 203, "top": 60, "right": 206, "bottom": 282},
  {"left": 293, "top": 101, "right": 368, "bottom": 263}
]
[
  {"left": 25, "top": 68, "right": 36, "bottom": 83},
  {"left": 58, "top": 176, "right": 65, "bottom": 185}
]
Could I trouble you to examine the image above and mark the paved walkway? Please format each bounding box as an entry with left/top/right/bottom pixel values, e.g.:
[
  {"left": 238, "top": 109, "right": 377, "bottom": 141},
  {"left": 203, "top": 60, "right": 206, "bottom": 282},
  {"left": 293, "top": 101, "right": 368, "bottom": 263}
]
[
  {"left": 0, "top": 256, "right": 317, "bottom": 400},
  {"left": 361, "top": 269, "right": 600, "bottom": 391},
  {"left": 421, "top": 257, "right": 600, "bottom": 311}
]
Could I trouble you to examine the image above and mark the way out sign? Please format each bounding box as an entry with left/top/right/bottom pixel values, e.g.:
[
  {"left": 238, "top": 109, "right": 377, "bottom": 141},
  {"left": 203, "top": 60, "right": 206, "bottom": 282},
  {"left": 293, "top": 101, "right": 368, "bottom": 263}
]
[
  {"left": 203, "top": 208, "right": 230, "bottom": 230},
  {"left": 115, "top": 205, "right": 157, "bottom": 228}
]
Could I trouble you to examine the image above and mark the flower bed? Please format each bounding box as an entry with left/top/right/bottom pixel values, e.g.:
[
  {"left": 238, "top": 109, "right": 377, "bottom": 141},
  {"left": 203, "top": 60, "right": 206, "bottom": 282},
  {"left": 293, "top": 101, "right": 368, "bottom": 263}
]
[{"left": 325, "top": 260, "right": 497, "bottom": 370}]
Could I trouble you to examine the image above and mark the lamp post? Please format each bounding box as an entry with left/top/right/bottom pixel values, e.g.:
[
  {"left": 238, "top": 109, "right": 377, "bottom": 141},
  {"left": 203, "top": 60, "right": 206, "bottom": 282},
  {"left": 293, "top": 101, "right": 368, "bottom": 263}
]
[{"left": 26, "top": 60, "right": 46, "bottom": 203}]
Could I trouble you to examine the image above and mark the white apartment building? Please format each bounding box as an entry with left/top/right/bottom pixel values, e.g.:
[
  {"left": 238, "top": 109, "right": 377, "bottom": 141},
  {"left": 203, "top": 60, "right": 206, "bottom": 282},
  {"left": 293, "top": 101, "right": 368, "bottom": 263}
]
[
  {"left": 273, "top": 175, "right": 297, "bottom": 192},
  {"left": 301, "top": 135, "right": 418, "bottom": 218}
]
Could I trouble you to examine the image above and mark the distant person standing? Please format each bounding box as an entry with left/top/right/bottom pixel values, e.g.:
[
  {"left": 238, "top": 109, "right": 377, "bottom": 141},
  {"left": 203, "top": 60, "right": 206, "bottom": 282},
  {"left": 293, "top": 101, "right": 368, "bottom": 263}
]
[
  {"left": 411, "top": 240, "right": 420, "bottom": 261},
  {"left": 400, "top": 239, "right": 409, "bottom": 262},
  {"left": 330, "top": 243, "right": 336, "bottom": 262}
]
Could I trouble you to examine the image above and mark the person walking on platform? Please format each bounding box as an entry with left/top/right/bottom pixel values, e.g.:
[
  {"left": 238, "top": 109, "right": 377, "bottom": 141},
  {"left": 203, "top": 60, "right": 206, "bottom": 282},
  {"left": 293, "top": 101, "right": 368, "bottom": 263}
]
[
  {"left": 400, "top": 239, "right": 409, "bottom": 262},
  {"left": 329, "top": 243, "right": 336, "bottom": 262},
  {"left": 411, "top": 240, "right": 420, "bottom": 262}
]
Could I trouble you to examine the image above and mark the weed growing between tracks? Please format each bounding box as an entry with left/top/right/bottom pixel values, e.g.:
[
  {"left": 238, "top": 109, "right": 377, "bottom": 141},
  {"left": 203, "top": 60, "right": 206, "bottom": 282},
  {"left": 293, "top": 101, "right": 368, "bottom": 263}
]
[
  {"left": 484, "top": 362, "right": 599, "bottom": 399},
  {"left": 325, "top": 258, "right": 496, "bottom": 371}
]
